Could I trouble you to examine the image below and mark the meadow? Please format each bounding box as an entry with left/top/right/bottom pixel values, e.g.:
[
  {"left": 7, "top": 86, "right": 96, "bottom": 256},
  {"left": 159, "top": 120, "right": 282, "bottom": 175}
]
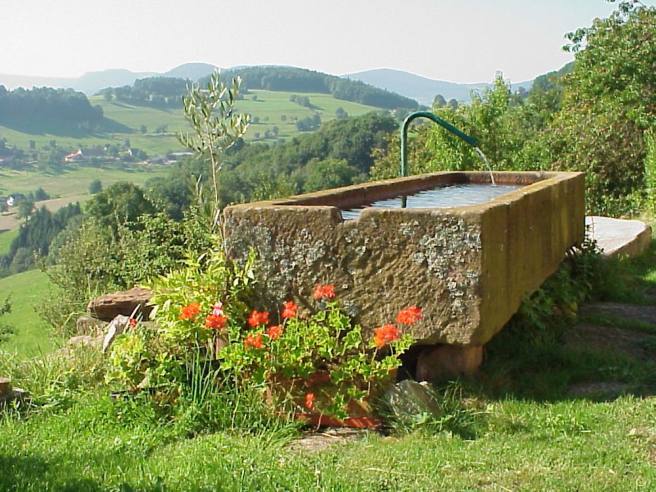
[
  {"left": 0, "top": 90, "right": 380, "bottom": 157},
  {"left": 0, "top": 269, "right": 53, "bottom": 356}
]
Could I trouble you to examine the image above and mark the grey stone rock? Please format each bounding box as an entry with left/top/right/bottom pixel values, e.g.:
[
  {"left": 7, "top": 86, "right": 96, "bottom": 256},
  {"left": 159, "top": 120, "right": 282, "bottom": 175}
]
[
  {"left": 383, "top": 379, "right": 442, "bottom": 419},
  {"left": 102, "top": 315, "right": 131, "bottom": 353}
]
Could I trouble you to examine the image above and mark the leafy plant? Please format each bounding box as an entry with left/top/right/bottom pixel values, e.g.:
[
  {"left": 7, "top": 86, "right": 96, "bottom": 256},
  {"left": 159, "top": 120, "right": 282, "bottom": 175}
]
[
  {"left": 106, "top": 249, "right": 415, "bottom": 422},
  {"left": 179, "top": 72, "right": 250, "bottom": 230},
  {"left": 218, "top": 292, "right": 414, "bottom": 419}
]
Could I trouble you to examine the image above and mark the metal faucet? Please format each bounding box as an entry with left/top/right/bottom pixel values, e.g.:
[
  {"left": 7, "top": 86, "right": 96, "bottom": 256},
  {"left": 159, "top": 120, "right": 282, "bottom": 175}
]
[{"left": 400, "top": 111, "right": 480, "bottom": 177}]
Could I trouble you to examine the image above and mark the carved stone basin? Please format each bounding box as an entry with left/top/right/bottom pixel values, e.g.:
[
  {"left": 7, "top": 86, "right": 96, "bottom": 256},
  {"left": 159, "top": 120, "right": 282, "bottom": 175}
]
[{"left": 224, "top": 171, "right": 585, "bottom": 346}]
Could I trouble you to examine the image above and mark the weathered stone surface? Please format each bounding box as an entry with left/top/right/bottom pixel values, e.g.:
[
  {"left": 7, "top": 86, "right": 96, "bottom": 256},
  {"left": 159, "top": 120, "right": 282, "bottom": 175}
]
[
  {"left": 102, "top": 315, "right": 131, "bottom": 353},
  {"left": 224, "top": 171, "right": 585, "bottom": 345},
  {"left": 416, "top": 344, "right": 484, "bottom": 382},
  {"left": 383, "top": 379, "right": 442, "bottom": 418},
  {"left": 88, "top": 287, "right": 153, "bottom": 322},
  {"left": 0, "top": 377, "right": 11, "bottom": 397},
  {"left": 76, "top": 316, "right": 108, "bottom": 336},
  {"left": 586, "top": 216, "right": 652, "bottom": 259}
]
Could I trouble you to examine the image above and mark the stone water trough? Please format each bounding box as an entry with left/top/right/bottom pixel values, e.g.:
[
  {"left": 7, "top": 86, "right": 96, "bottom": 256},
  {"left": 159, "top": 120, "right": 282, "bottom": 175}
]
[{"left": 224, "top": 171, "right": 584, "bottom": 370}]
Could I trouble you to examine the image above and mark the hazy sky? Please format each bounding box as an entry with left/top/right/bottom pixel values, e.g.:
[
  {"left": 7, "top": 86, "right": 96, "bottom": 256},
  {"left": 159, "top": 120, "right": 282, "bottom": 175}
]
[{"left": 2, "top": 0, "right": 652, "bottom": 82}]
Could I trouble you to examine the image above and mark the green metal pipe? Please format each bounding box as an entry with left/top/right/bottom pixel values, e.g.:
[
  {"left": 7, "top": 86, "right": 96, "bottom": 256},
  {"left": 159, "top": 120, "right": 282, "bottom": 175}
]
[{"left": 400, "top": 111, "right": 479, "bottom": 177}]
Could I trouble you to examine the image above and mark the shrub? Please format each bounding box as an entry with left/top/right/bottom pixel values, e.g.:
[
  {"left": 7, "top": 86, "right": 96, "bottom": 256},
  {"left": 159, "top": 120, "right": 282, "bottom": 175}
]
[{"left": 106, "top": 249, "right": 415, "bottom": 422}]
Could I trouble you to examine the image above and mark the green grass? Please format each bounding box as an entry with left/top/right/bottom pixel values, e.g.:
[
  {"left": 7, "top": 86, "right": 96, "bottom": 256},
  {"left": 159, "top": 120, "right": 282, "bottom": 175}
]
[
  {"left": 1, "top": 220, "right": 655, "bottom": 490},
  {"left": 592, "top": 238, "right": 656, "bottom": 304},
  {"left": 0, "top": 228, "right": 18, "bottom": 255},
  {"left": 0, "top": 269, "right": 54, "bottom": 357}
]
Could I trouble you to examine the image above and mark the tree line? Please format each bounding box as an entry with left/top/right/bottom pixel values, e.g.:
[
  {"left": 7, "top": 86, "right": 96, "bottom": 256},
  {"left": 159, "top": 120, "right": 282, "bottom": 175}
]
[{"left": 0, "top": 86, "right": 105, "bottom": 133}]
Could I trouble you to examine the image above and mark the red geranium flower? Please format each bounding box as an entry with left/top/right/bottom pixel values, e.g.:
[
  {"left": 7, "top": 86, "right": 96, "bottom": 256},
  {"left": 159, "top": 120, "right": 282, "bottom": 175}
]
[
  {"left": 266, "top": 324, "right": 283, "bottom": 340},
  {"left": 313, "top": 284, "right": 336, "bottom": 301},
  {"left": 247, "top": 310, "right": 270, "bottom": 328},
  {"left": 396, "top": 306, "right": 423, "bottom": 325},
  {"left": 281, "top": 301, "right": 298, "bottom": 319},
  {"left": 179, "top": 302, "right": 201, "bottom": 320},
  {"left": 128, "top": 318, "right": 137, "bottom": 328},
  {"left": 205, "top": 314, "right": 228, "bottom": 330},
  {"left": 304, "top": 392, "right": 315, "bottom": 410},
  {"left": 244, "top": 333, "right": 264, "bottom": 349},
  {"left": 373, "top": 324, "right": 401, "bottom": 349}
]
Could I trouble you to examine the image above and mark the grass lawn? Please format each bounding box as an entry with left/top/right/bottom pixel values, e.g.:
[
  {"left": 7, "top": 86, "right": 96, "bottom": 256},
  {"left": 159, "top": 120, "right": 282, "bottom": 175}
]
[
  {"left": 0, "top": 269, "right": 54, "bottom": 357},
  {"left": 0, "top": 394, "right": 655, "bottom": 490}
]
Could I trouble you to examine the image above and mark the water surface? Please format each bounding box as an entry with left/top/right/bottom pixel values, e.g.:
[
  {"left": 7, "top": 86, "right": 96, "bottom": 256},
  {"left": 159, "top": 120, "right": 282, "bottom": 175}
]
[{"left": 341, "top": 183, "right": 521, "bottom": 220}]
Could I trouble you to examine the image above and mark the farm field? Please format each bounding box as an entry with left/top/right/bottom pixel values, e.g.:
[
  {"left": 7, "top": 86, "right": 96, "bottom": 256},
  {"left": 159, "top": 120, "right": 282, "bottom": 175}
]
[
  {"left": 0, "top": 164, "right": 170, "bottom": 232},
  {"left": 0, "top": 90, "right": 381, "bottom": 157}
]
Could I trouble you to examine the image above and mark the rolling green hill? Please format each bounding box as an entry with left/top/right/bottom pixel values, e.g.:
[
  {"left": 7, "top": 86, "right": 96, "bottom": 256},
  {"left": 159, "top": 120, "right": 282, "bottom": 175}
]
[{"left": 0, "top": 90, "right": 382, "bottom": 157}]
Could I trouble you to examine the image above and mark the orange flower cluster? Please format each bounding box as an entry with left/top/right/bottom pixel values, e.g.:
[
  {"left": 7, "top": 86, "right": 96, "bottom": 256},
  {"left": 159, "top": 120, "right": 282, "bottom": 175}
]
[
  {"left": 248, "top": 310, "right": 270, "bottom": 328},
  {"left": 396, "top": 306, "right": 422, "bottom": 325},
  {"left": 266, "top": 324, "right": 283, "bottom": 340},
  {"left": 179, "top": 302, "right": 201, "bottom": 320},
  {"left": 373, "top": 324, "right": 401, "bottom": 349},
  {"left": 205, "top": 314, "right": 228, "bottom": 330},
  {"left": 244, "top": 333, "right": 264, "bottom": 349},
  {"left": 281, "top": 301, "right": 298, "bottom": 319},
  {"left": 304, "top": 392, "right": 315, "bottom": 410},
  {"left": 313, "top": 284, "right": 336, "bottom": 301}
]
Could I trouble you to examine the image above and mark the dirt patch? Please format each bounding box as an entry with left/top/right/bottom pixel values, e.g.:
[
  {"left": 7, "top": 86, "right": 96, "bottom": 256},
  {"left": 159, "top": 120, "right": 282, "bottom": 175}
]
[{"left": 287, "top": 428, "right": 370, "bottom": 453}]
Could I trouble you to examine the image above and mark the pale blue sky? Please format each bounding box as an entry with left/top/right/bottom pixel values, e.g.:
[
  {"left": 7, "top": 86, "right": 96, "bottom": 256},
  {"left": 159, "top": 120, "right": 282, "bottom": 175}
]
[{"left": 1, "top": 0, "right": 652, "bottom": 82}]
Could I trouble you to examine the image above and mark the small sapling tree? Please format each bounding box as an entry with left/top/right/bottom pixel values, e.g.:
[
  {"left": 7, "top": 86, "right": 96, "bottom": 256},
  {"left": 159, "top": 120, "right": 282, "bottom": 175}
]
[{"left": 178, "top": 72, "right": 250, "bottom": 232}]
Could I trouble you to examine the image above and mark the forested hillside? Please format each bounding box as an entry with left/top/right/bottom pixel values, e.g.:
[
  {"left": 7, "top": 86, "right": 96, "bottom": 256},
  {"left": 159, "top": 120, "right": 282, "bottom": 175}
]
[
  {"left": 0, "top": 86, "right": 107, "bottom": 134},
  {"left": 214, "top": 66, "right": 420, "bottom": 111}
]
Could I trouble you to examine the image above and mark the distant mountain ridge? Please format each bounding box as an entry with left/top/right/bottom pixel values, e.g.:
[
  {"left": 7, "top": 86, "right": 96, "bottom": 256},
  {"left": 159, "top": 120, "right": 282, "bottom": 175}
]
[
  {"left": 344, "top": 68, "right": 534, "bottom": 105},
  {"left": 0, "top": 63, "right": 218, "bottom": 95},
  {"left": 1, "top": 63, "right": 556, "bottom": 106}
]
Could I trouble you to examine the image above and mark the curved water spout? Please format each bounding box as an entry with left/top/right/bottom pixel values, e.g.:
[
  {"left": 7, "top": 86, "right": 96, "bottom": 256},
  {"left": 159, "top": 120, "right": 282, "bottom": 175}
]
[{"left": 399, "top": 111, "right": 495, "bottom": 185}]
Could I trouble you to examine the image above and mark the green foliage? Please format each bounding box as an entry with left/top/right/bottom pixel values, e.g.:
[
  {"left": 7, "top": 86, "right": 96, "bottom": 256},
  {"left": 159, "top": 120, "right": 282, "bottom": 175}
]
[
  {"left": 501, "top": 240, "right": 601, "bottom": 349},
  {"left": 43, "top": 210, "right": 213, "bottom": 336},
  {"left": 179, "top": 71, "right": 250, "bottom": 225},
  {"left": 88, "top": 179, "right": 102, "bottom": 195},
  {"left": 0, "top": 296, "right": 13, "bottom": 344},
  {"left": 85, "top": 182, "right": 156, "bottom": 235},
  {"left": 299, "top": 158, "right": 362, "bottom": 192},
  {"left": 0, "top": 85, "right": 105, "bottom": 134},
  {"left": 106, "top": 248, "right": 256, "bottom": 396},
  {"left": 220, "top": 299, "right": 412, "bottom": 420},
  {"left": 212, "top": 66, "right": 419, "bottom": 110},
  {"left": 645, "top": 128, "right": 656, "bottom": 214},
  {"left": 0, "top": 203, "right": 82, "bottom": 276},
  {"left": 98, "top": 77, "right": 188, "bottom": 108},
  {"left": 107, "top": 249, "right": 413, "bottom": 421},
  {"left": 548, "top": 1, "right": 656, "bottom": 215},
  {"left": 0, "top": 344, "right": 106, "bottom": 410}
]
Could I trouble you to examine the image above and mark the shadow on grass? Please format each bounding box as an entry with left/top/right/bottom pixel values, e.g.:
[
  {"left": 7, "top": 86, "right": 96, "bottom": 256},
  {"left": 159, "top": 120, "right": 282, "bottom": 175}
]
[
  {"left": 0, "top": 454, "right": 166, "bottom": 491},
  {"left": 475, "top": 316, "right": 656, "bottom": 403},
  {"left": 593, "top": 239, "right": 656, "bottom": 304}
]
